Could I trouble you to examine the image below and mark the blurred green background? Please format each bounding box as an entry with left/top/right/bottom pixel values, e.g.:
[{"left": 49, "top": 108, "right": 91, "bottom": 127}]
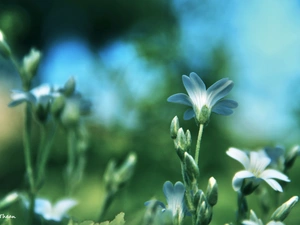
[{"left": 0, "top": 0, "right": 299, "bottom": 224}]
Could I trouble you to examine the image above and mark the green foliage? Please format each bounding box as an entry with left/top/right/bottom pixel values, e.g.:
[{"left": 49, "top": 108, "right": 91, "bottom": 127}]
[{"left": 70, "top": 212, "right": 125, "bottom": 225}]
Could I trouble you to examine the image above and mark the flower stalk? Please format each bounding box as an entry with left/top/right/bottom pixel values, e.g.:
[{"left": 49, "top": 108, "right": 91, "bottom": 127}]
[{"left": 195, "top": 124, "right": 204, "bottom": 166}]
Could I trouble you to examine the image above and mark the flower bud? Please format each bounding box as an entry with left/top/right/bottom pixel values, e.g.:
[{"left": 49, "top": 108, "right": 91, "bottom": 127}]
[
  {"left": 60, "top": 99, "right": 81, "bottom": 127},
  {"left": 0, "top": 192, "right": 19, "bottom": 210},
  {"left": 206, "top": 177, "right": 218, "bottom": 206},
  {"left": 184, "top": 152, "right": 199, "bottom": 183},
  {"left": 0, "top": 30, "right": 11, "bottom": 58},
  {"left": 170, "top": 116, "right": 180, "bottom": 139},
  {"left": 284, "top": 145, "right": 299, "bottom": 170},
  {"left": 23, "top": 48, "right": 41, "bottom": 80},
  {"left": 51, "top": 95, "right": 66, "bottom": 118},
  {"left": 64, "top": 77, "right": 76, "bottom": 97},
  {"left": 175, "top": 128, "right": 186, "bottom": 160},
  {"left": 270, "top": 196, "right": 298, "bottom": 221},
  {"left": 185, "top": 129, "right": 192, "bottom": 153}
]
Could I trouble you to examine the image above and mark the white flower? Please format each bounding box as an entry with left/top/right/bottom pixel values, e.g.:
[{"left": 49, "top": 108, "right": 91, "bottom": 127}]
[
  {"left": 226, "top": 148, "right": 290, "bottom": 192},
  {"left": 34, "top": 198, "right": 77, "bottom": 221},
  {"left": 167, "top": 72, "right": 237, "bottom": 124},
  {"left": 8, "top": 84, "right": 60, "bottom": 108}
]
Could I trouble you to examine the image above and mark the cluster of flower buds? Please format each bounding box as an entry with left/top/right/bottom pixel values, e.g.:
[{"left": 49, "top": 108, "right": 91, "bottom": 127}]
[
  {"left": 170, "top": 116, "right": 192, "bottom": 161},
  {"left": 103, "top": 152, "right": 137, "bottom": 195},
  {"left": 170, "top": 116, "right": 218, "bottom": 225},
  {"left": 191, "top": 177, "right": 218, "bottom": 225}
]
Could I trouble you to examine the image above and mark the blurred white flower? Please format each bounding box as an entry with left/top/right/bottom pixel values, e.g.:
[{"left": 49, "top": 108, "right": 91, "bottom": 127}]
[
  {"left": 227, "top": 147, "right": 290, "bottom": 192},
  {"left": 34, "top": 198, "right": 77, "bottom": 221}
]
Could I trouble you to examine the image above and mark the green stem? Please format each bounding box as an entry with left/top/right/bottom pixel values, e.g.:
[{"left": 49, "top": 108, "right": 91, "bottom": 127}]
[
  {"left": 194, "top": 124, "right": 204, "bottom": 166},
  {"left": 66, "top": 129, "right": 76, "bottom": 195},
  {"left": 237, "top": 191, "right": 248, "bottom": 224},
  {"left": 36, "top": 124, "right": 57, "bottom": 188},
  {"left": 23, "top": 104, "right": 35, "bottom": 225},
  {"left": 98, "top": 192, "right": 114, "bottom": 222}
]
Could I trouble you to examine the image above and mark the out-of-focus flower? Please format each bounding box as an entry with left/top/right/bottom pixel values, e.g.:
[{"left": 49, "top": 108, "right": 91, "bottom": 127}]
[
  {"left": 145, "top": 181, "right": 189, "bottom": 224},
  {"left": 27, "top": 198, "right": 77, "bottom": 222},
  {"left": 226, "top": 148, "right": 290, "bottom": 193},
  {"left": 8, "top": 84, "right": 61, "bottom": 122},
  {"left": 167, "top": 72, "right": 237, "bottom": 124},
  {"left": 8, "top": 84, "right": 59, "bottom": 108}
]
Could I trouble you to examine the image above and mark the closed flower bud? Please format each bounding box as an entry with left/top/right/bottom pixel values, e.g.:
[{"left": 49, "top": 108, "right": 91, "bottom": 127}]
[
  {"left": 0, "top": 192, "right": 19, "bottom": 210},
  {"left": 284, "top": 145, "right": 299, "bottom": 170},
  {"left": 0, "top": 31, "right": 11, "bottom": 58},
  {"left": 51, "top": 95, "right": 65, "bottom": 118},
  {"left": 206, "top": 177, "right": 218, "bottom": 206},
  {"left": 64, "top": 77, "right": 76, "bottom": 97},
  {"left": 184, "top": 152, "right": 199, "bottom": 183},
  {"left": 185, "top": 129, "right": 192, "bottom": 153},
  {"left": 170, "top": 116, "right": 180, "bottom": 139},
  {"left": 270, "top": 196, "right": 298, "bottom": 221},
  {"left": 23, "top": 48, "right": 41, "bottom": 80},
  {"left": 175, "top": 128, "right": 186, "bottom": 160},
  {"left": 60, "top": 100, "right": 80, "bottom": 127}
]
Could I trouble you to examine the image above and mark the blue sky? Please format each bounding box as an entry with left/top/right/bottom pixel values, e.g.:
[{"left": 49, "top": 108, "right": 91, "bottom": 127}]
[{"left": 40, "top": 1, "right": 300, "bottom": 143}]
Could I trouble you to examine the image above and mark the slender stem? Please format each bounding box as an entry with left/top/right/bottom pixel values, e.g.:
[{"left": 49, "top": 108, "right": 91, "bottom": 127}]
[
  {"left": 23, "top": 104, "right": 35, "bottom": 225},
  {"left": 36, "top": 124, "right": 57, "bottom": 188},
  {"left": 237, "top": 191, "right": 248, "bottom": 224},
  {"left": 194, "top": 124, "right": 204, "bottom": 166},
  {"left": 98, "top": 192, "right": 114, "bottom": 222},
  {"left": 66, "top": 129, "right": 76, "bottom": 195}
]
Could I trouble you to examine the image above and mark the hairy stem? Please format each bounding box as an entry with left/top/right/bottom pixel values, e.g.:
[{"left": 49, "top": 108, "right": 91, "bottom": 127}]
[{"left": 195, "top": 124, "right": 204, "bottom": 166}]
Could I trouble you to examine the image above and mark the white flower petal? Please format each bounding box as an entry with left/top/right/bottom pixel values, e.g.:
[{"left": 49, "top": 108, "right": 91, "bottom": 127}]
[
  {"left": 249, "top": 151, "right": 271, "bottom": 172},
  {"left": 167, "top": 93, "right": 193, "bottom": 106},
  {"left": 34, "top": 199, "right": 52, "bottom": 219},
  {"left": 263, "top": 179, "right": 283, "bottom": 192},
  {"left": 227, "top": 148, "right": 250, "bottom": 169},
  {"left": 207, "top": 78, "right": 233, "bottom": 107},
  {"left": 51, "top": 199, "right": 78, "bottom": 221},
  {"left": 232, "top": 170, "right": 255, "bottom": 191},
  {"left": 242, "top": 221, "right": 259, "bottom": 225},
  {"left": 184, "top": 108, "right": 195, "bottom": 120},
  {"left": 260, "top": 169, "right": 290, "bottom": 182}
]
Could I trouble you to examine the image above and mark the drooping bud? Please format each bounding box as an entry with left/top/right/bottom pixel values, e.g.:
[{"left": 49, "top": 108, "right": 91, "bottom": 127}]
[
  {"left": 170, "top": 116, "right": 180, "bottom": 139},
  {"left": 0, "top": 30, "right": 11, "bottom": 58},
  {"left": 206, "top": 177, "right": 218, "bottom": 206},
  {"left": 284, "top": 145, "right": 299, "bottom": 170},
  {"left": 270, "top": 196, "right": 298, "bottom": 221}
]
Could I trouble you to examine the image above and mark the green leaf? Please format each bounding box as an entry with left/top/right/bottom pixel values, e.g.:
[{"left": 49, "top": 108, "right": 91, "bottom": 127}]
[{"left": 70, "top": 212, "right": 125, "bottom": 225}]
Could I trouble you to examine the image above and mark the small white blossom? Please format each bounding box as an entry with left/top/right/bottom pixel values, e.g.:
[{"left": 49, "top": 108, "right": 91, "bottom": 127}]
[
  {"left": 168, "top": 72, "right": 237, "bottom": 124},
  {"left": 34, "top": 198, "right": 77, "bottom": 221},
  {"left": 227, "top": 148, "right": 290, "bottom": 192}
]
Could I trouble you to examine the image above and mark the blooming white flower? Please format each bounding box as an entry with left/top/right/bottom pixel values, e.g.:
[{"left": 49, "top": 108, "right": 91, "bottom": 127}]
[
  {"left": 145, "top": 181, "right": 189, "bottom": 224},
  {"left": 226, "top": 148, "right": 290, "bottom": 192},
  {"left": 34, "top": 198, "right": 77, "bottom": 221},
  {"left": 167, "top": 72, "right": 237, "bottom": 124}
]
